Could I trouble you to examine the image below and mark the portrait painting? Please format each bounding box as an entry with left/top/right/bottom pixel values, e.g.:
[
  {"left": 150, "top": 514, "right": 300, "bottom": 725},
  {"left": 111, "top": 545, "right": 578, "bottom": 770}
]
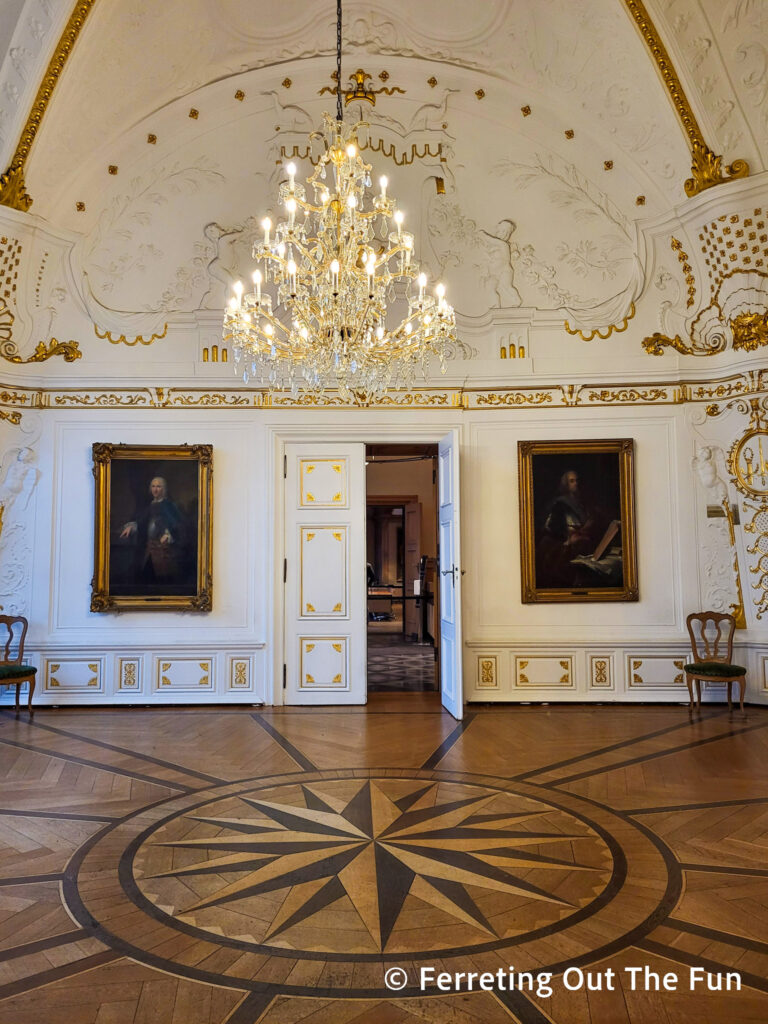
[
  {"left": 518, "top": 439, "right": 638, "bottom": 603},
  {"left": 91, "top": 444, "right": 213, "bottom": 612}
]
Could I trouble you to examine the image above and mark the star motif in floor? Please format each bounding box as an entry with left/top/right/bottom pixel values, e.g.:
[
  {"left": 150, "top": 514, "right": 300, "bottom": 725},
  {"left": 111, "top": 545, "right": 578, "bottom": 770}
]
[{"left": 143, "top": 779, "right": 603, "bottom": 952}]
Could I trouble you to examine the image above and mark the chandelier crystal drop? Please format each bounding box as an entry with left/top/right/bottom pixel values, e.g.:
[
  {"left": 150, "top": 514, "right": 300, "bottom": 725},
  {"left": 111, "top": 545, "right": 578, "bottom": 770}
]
[{"left": 222, "top": 4, "right": 456, "bottom": 401}]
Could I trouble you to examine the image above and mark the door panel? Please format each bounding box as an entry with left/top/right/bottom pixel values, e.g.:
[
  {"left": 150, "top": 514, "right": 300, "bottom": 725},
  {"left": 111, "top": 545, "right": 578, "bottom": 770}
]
[
  {"left": 285, "top": 444, "right": 366, "bottom": 705},
  {"left": 438, "top": 433, "right": 463, "bottom": 719}
]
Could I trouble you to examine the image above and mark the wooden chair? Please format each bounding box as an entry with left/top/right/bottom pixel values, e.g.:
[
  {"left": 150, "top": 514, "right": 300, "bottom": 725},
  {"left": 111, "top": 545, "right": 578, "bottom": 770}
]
[
  {"left": 684, "top": 611, "right": 746, "bottom": 712},
  {"left": 0, "top": 616, "right": 36, "bottom": 715}
]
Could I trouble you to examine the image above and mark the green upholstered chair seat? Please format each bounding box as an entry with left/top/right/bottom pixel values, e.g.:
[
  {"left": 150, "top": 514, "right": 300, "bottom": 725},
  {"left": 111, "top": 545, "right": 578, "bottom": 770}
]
[
  {"left": 684, "top": 661, "right": 746, "bottom": 677},
  {"left": 0, "top": 664, "right": 37, "bottom": 681}
]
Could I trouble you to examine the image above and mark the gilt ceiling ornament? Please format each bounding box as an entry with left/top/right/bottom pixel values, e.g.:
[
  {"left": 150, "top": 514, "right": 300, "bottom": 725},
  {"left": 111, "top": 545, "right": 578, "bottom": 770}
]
[{"left": 222, "top": 1, "right": 456, "bottom": 400}]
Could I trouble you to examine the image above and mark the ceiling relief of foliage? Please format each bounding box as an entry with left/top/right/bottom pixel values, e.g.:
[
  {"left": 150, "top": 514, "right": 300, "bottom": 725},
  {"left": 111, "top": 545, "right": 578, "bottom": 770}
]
[{"left": 0, "top": 0, "right": 766, "bottom": 368}]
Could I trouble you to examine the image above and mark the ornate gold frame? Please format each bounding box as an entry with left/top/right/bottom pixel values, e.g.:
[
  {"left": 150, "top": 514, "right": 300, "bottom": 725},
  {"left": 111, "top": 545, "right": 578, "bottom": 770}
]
[
  {"left": 518, "top": 438, "right": 638, "bottom": 604},
  {"left": 91, "top": 443, "right": 213, "bottom": 612}
]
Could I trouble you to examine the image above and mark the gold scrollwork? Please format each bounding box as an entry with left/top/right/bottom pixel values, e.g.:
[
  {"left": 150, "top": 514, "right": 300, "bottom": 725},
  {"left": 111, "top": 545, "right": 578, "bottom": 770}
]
[
  {"left": 474, "top": 392, "right": 554, "bottom": 407},
  {"left": 1, "top": 298, "right": 82, "bottom": 363},
  {"left": 642, "top": 332, "right": 693, "bottom": 356},
  {"left": 621, "top": 1, "right": 749, "bottom": 197},
  {"left": 564, "top": 303, "right": 635, "bottom": 341},
  {"left": 94, "top": 323, "right": 168, "bottom": 346},
  {"left": 319, "top": 69, "right": 406, "bottom": 107},
  {"left": 0, "top": 1, "right": 97, "bottom": 211},
  {"left": 7, "top": 338, "right": 82, "bottom": 364},
  {"left": 0, "top": 410, "right": 22, "bottom": 425}
]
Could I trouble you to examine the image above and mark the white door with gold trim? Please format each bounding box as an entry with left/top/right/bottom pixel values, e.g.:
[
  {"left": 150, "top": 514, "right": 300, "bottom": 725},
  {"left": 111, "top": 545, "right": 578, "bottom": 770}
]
[{"left": 284, "top": 443, "right": 367, "bottom": 705}]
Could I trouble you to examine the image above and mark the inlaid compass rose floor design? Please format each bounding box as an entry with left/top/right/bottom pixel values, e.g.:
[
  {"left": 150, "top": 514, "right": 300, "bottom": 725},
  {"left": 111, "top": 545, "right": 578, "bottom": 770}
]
[{"left": 1, "top": 697, "right": 768, "bottom": 1023}]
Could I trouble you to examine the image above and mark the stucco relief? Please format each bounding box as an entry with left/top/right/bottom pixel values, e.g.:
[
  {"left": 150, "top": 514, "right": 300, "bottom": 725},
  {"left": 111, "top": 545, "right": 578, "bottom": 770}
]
[
  {"left": 73, "top": 158, "right": 224, "bottom": 328},
  {"left": 691, "top": 444, "right": 742, "bottom": 618},
  {"left": 0, "top": 0, "right": 56, "bottom": 162},
  {"left": 0, "top": 438, "right": 40, "bottom": 617},
  {"left": 488, "top": 154, "right": 643, "bottom": 334},
  {"left": 660, "top": 0, "right": 766, "bottom": 170}
]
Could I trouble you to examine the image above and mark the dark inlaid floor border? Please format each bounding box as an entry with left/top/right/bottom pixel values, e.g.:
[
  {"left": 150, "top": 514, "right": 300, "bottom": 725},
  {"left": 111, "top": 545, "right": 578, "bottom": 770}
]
[
  {"left": 421, "top": 712, "right": 476, "bottom": 769},
  {"left": 0, "top": 807, "right": 118, "bottom": 822},
  {"left": 0, "top": 928, "right": 89, "bottom": 963},
  {"left": 638, "top": 938, "right": 768, "bottom": 995},
  {"left": 0, "top": 735, "right": 195, "bottom": 793},
  {"left": 512, "top": 709, "right": 730, "bottom": 782},
  {"left": 680, "top": 862, "right": 768, "bottom": 878},
  {"left": 0, "top": 949, "right": 120, "bottom": 1001},
  {"left": 0, "top": 712, "right": 228, "bottom": 786},
  {"left": 251, "top": 713, "right": 317, "bottom": 771},
  {"left": 0, "top": 872, "right": 65, "bottom": 887},
  {"left": 550, "top": 720, "right": 768, "bottom": 786},
  {"left": 667, "top": 917, "right": 768, "bottom": 957},
  {"left": 627, "top": 796, "right": 768, "bottom": 816}
]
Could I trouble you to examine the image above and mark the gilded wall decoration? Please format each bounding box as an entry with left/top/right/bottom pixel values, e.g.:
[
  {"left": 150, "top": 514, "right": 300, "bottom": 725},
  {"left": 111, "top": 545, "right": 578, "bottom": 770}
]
[
  {"left": 645, "top": 210, "right": 768, "bottom": 356},
  {"left": 318, "top": 69, "right": 406, "bottom": 106},
  {"left": 707, "top": 396, "right": 768, "bottom": 621}
]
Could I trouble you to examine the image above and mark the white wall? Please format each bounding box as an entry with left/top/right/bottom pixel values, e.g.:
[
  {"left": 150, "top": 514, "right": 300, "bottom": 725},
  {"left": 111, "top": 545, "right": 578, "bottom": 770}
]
[{"left": 3, "top": 402, "right": 765, "bottom": 707}]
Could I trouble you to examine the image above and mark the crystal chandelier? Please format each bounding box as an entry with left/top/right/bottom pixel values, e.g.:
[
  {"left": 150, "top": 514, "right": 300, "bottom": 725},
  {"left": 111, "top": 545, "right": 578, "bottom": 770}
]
[{"left": 222, "top": 1, "right": 456, "bottom": 401}]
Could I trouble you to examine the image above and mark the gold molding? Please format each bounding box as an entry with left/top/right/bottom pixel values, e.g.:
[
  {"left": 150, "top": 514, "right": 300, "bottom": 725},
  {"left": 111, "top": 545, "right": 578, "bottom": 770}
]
[
  {"left": 564, "top": 303, "right": 635, "bottom": 342},
  {"left": 94, "top": 323, "right": 168, "bottom": 347},
  {"left": 0, "top": 0, "right": 98, "bottom": 211},
  {"left": 0, "top": 370, "right": 765, "bottom": 415},
  {"left": 622, "top": 0, "right": 749, "bottom": 197}
]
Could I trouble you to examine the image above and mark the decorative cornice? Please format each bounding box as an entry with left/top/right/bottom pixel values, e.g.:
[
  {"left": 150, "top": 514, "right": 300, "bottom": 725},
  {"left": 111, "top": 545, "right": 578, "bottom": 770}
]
[
  {"left": 0, "top": 370, "right": 764, "bottom": 415},
  {"left": 0, "top": 0, "right": 98, "bottom": 212},
  {"left": 622, "top": 0, "right": 749, "bottom": 197}
]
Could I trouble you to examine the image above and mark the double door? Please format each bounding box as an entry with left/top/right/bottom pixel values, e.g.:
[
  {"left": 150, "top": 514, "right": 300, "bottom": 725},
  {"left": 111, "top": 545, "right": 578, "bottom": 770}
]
[{"left": 283, "top": 434, "right": 463, "bottom": 717}]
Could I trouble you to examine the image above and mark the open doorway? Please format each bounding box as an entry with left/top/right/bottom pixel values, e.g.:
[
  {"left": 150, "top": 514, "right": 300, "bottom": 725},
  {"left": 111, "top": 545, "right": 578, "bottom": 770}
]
[{"left": 365, "top": 443, "right": 439, "bottom": 692}]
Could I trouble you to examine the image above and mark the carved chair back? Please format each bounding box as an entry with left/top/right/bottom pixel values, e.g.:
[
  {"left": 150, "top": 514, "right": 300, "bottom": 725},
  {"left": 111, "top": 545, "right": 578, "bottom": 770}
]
[
  {"left": 0, "top": 615, "right": 28, "bottom": 667},
  {"left": 686, "top": 611, "right": 735, "bottom": 665}
]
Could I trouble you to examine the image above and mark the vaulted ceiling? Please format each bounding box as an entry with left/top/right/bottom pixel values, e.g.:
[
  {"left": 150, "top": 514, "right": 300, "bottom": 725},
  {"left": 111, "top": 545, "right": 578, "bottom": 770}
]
[{"left": 0, "top": 0, "right": 766, "bottom": 368}]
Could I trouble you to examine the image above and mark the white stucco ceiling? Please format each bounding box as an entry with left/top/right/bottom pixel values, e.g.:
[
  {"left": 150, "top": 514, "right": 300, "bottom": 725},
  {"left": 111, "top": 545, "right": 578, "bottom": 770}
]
[{"left": 0, "top": 0, "right": 766, "bottom": 369}]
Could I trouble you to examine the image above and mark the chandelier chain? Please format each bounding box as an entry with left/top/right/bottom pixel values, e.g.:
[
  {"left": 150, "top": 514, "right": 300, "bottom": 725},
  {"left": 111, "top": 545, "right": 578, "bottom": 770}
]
[
  {"left": 221, "top": 2, "right": 456, "bottom": 401},
  {"left": 336, "top": 0, "right": 343, "bottom": 122}
]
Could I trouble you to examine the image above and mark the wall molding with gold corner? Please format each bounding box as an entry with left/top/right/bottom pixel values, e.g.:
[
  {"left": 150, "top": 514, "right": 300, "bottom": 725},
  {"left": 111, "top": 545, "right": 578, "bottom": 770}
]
[
  {"left": 461, "top": 641, "right": 765, "bottom": 703},
  {"left": 0, "top": 645, "right": 266, "bottom": 707}
]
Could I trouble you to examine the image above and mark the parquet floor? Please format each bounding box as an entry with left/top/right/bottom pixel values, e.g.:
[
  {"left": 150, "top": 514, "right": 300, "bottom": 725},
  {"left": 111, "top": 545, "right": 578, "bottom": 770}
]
[{"left": 0, "top": 697, "right": 767, "bottom": 1022}]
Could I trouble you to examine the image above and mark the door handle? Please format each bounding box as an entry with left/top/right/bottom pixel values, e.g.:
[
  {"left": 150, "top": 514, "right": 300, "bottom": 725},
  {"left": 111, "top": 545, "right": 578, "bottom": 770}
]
[{"left": 441, "top": 564, "right": 460, "bottom": 587}]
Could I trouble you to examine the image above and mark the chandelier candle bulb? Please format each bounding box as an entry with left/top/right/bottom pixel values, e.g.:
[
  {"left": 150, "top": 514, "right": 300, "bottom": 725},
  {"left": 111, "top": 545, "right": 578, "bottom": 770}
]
[
  {"left": 252, "top": 269, "right": 262, "bottom": 303},
  {"left": 394, "top": 209, "right": 404, "bottom": 239},
  {"left": 379, "top": 175, "right": 388, "bottom": 199},
  {"left": 286, "top": 162, "right": 296, "bottom": 189},
  {"left": 261, "top": 217, "right": 271, "bottom": 246}
]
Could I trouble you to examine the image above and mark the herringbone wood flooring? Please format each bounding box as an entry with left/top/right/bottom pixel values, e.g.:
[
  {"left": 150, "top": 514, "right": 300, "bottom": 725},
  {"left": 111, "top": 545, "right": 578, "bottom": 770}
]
[{"left": 0, "top": 699, "right": 766, "bottom": 1022}]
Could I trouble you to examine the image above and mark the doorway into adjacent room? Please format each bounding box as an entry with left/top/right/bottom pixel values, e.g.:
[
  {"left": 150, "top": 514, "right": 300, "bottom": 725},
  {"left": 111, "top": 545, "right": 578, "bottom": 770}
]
[{"left": 365, "top": 443, "right": 439, "bottom": 693}]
